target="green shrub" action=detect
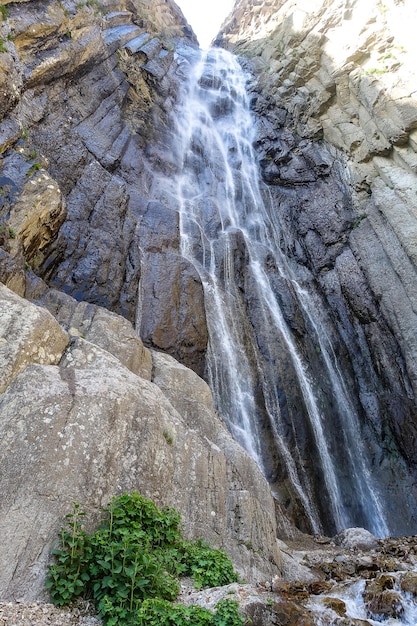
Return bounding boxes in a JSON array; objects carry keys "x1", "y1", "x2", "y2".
[
  {"x1": 46, "y1": 493, "x2": 243, "y2": 626},
  {"x1": 181, "y1": 539, "x2": 239, "y2": 589},
  {"x1": 214, "y1": 599, "x2": 246, "y2": 625},
  {"x1": 46, "y1": 503, "x2": 91, "y2": 605},
  {"x1": 136, "y1": 598, "x2": 244, "y2": 626}
]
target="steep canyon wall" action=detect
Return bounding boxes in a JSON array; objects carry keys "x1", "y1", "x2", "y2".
[
  {"x1": 0, "y1": 0, "x2": 208, "y2": 375},
  {"x1": 0, "y1": 0, "x2": 284, "y2": 601},
  {"x1": 1, "y1": 0, "x2": 417, "y2": 601},
  {"x1": 215, "y1": 0, "x2": 417, "y2": 532}
]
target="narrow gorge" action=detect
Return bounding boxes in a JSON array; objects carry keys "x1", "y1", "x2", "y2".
[{"x1": 1, "y1": 0, "x2": 417, "y2": 623}]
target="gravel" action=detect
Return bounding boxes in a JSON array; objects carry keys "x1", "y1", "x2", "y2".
[{"x1": 0, "y1": 602, "x2": 101, "y2": 626}]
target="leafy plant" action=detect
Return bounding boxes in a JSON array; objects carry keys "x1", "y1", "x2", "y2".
[
  {"x1": 0, "y1": 5, "x2": 7, "y2": 21},
  {"x1": 136, "y1": 598, "x2": 244, "y2": 626},
  {"x1": 0, "y1": 38, "x2": 7, "y2": 53},
  {"x1": 8, "y1": 226, "x2": 16, "y2": 239},
  {"x1": 181, "y1": 539, "x2": 239, "y2": 589},
  {"x1": 47, "y1": 493, "x2": 243, "y2": 626},
  {"x1": 46, "y1": 503, "x2": 91, "y2": 605},
  {"x1": 214, "y1": 599, "x2": 246, "y2": 626}
]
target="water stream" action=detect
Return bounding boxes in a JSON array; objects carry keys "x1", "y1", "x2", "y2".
[
  {"x1": 308, "y1": 577, "x2": 417, "y2": 625},
  {"x1": 173, "y1": 47, "x2": 389, "y2": 536}
]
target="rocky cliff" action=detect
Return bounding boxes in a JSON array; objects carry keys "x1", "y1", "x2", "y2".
[
  {"x1": 0, "y1": 0, "x2": 207, "y2": 375},
  {"x1": 2, "y1": 0, "x2": 417, "y2": 608},
  {"x1": 0, "y1": 0, "x2": 284, "y2": 602},
  {"x1": 215, "y1": 0, "x2": 417, "y2": 533}
]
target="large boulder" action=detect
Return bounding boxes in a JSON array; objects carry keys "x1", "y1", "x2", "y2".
[
  {"x1": 0, "y1": 283, "x2": 69, "y2": 392},
  {"x1": 334, "y1": 528, "x2": 379, "y2": 551},
  {"x1": 0, "y1": 287, "x2": 281, "y2": 601},
  {"x1": 36, "y1": 288, "x2": 153, "y2": 380}
]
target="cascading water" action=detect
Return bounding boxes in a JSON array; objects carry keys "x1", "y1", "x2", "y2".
[
  {"x1": 308, "y1": 577, "x2": 417, "y2": 625},
  {"x1": 173, "y1": 46, "x2": 389, "y2": 536}
]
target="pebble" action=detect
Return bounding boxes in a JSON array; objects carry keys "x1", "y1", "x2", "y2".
[{"x1": 0, "y1": 602, "x2": 101, "y2": 626}]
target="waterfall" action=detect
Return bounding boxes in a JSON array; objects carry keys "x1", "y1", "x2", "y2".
[{"x1": 173, "y1": 47, "x2": 389, "y2": 536}]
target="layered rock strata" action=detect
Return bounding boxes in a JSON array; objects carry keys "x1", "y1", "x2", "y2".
[
  {"x1": 215, "y1": 0, "x2": 417, "y2": 531},
  {"x1": 2, "y1": 0, "x2": 417, "y2": 592},
  {"x1": 0, "y1": 0, "x2": 207, "y2": 374}
]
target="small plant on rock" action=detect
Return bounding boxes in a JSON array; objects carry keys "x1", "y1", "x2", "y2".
[
  {"x1": 26, "y1": 162, "x2": 42, "y2": 177},
  {"x1": 163, "y1": 430, "x2": 174, "y2": 445}
]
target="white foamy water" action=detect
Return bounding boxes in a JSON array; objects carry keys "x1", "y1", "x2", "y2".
[
  {"x1": 171, "y1": 46, "x2": 389, "y2": 536},
  {"x1": 308, "y1": 577, "x2": 417, "y2": 625}
]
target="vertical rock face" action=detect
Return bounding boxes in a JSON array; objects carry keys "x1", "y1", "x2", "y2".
[
  {"x1": 2, "y1": 0, "x2": 417, "y2": 571},
  {"x1": 215, "y1": 0, "x2": 417, "y2": 532},
  {"x1": 0, "y1": 0, "x2": 284, "y2": 603},
  {"x1": 0, "y1": 0, "x2": 207, "y2": 374}
]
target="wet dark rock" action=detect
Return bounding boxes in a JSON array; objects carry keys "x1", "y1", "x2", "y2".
[
  {"x1": 399, "y1": 571, "x2": 417, "y2": 596},
  {"x1": 308, "y1": 581, "x2": 333, "y2": 595},
  {"x1": 264, "y1": 600, "x2": 314, "y2": 626},
  {"x1": 364, "y1": 589, "x2": 404, "y2": 620},
  {"x1": 322, "y1": 596, "x2": 347, "y2": 616},
  {"x1": 271, "y1": 580, "x2": 310, "y2": 600},
  {"x1": 217, "y1": 0, "x2": 417, "y2": 537},
  {"x1": 139, "y1": 253, "x2": 208, "y2": 377},
  {"x1": 0, "y1": 248, "x2": 26, "y2": 297}
]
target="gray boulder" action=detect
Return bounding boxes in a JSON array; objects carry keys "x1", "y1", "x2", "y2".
[
  {"x1": 335, "y1": 527, "x2": 379, "y2": 551},
  {"x1": 0, "y1": 287, "x2": 281, "y2": 601},
  {"x1": 0, "y1": 283, "x2": 69, "y2": 393}
]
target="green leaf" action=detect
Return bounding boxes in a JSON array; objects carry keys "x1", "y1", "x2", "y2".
[
  {"x1": 101, "y1": 575, "x2": 116, "y2": 588},
  {"x1": 123, "y1": 566, "x2": 136, "y2": 579}
]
